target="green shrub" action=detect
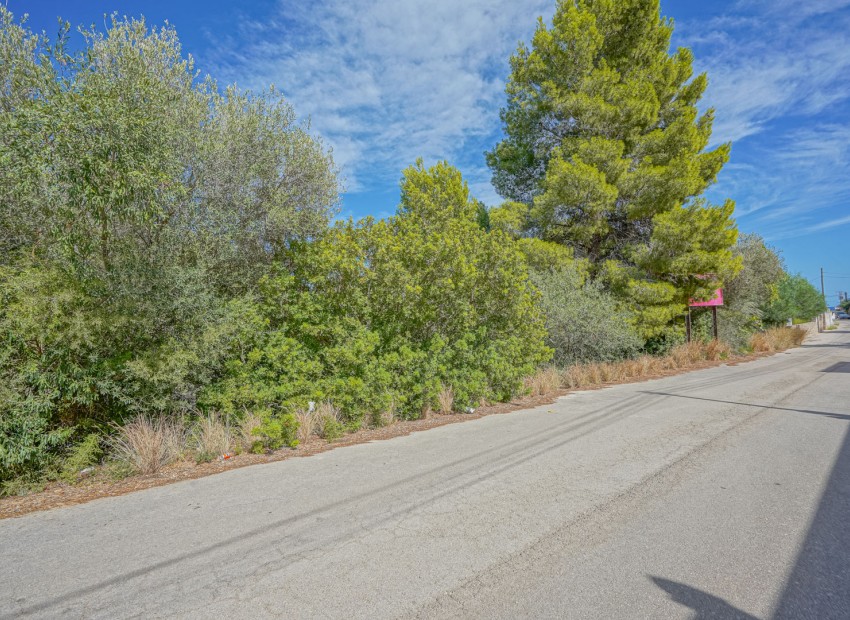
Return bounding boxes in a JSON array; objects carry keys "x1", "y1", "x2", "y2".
[
  {"x1": 0, "y1": 409, "x2": 72, "y2": 493},
  {"x1": 59, "y1": 434, "x2": 104, "y2": 482},
  {"x1": 530, "y1": 266, "x2": 642, "y2": 365},
  {"x1": 278, "y1": 160, "x2": 552, "y2": 417},
  {"x1": 320, "y1": 418, "x2": 345, "y2": 442},
  {"x1": 763, "y1": 274, "x2": 826, "y2": 325},
  {"x1": 251, "y1": 412, "x2": 299, "y2": 453}
]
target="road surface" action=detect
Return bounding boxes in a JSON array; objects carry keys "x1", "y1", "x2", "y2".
[{"x1": 2, "y1": 325, "x2": 849, "y2": 619}]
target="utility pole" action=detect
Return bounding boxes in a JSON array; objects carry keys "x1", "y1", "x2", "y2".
[{"x1": 821, "y1": 267, "x2": 827, "y2": 306}]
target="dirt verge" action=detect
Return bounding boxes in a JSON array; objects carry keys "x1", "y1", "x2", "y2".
[{"x1": 0, "y1": 350, "x2": 781, "y2": 520}]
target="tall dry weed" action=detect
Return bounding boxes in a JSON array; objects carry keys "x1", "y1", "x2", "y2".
[
  {"x1": 750, "y1": 326, "x2": 806, "y2": 352},
  {"x1": 525, "y1": 367, "x2": 561, "y2": 396},
  {"x1": 237, "y1": 413, "x2": 263, "y2": 454},
  {"x1": 109, "y1": 415, "x2": 186, "y2": 475},
  {"x1": 294, "y1": 407, "x2": 319, "y2": 444},
  {"x1": 437, "y1": 385, "x2": 455, "y2": 414},
  {"x1": 190, "y1": 413, "x2": 232, "y2": 462}
]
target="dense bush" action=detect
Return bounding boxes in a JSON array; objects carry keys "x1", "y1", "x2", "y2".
[
  {"x1": 0, "y1": 11, "x2": 339, "y2": 488},
  {"x1": 202, "y1": 161, "x2": 552, "y2": 424},
  {"x1": 531, "y1": 266, "x2": 642, "y2": 365},
  {"x1": 762, "y1": 274, "x2": 826, "y2": 325}
]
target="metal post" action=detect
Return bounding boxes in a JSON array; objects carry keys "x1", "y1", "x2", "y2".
[{"x1": 712, "y1": 306, "x2": 718, "y2": 340}]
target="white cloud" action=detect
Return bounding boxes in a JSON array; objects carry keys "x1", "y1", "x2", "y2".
[
  {"x1": 208, "y1": 0, "x2": 552, "y2": 204},
  {"x1": 717, "y1": 124, "x2": 850, "y2": 239},
  {"x1": 206, "y1": 0, "x2": 850, "y2": 235},
  {"x1": 678, "y1": 4, "x2": 850, "y2": 145},
  {"x1": 672, "y1": 1, "x2": 850, "y2": 244}
]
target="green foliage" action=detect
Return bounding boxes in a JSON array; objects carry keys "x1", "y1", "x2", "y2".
[
  {"x1": 489, "y1": 201, "x2": 529, "y2": 238},
  {"x1": 0, "y1": 8, "x2": 338, "y2": 484},
  {"x1": 320, "y1": 417, "x2": 346, "y2": 443},
  {"x1": 516, "y1": 238, "x2": 585, "y2": 274},
  {"x1": 531, "y1": 266, "x2": 642, "y2": 365},
  {"x1": 0, "y1": 405, "x2": 73, "y2": 490},
  {"x1": 692, "y1": 234, "x2": 785, "y2": 350},
  {"x1": 474, "y1": 199, "x2": 491, "y2": 231},
  {"x1": 260, "y1": 160, "x2": 552, "y2": 419},
  {"x1": 763, "y1": 274, "x2": 826, "y2": 324},
  {"x1": 487, "y1": 0, "x2": 740, "y2": 340},
  {"x1": 252, "y1": 413, "x2": 299, "y2": 452},
  {"x1": 59, "y1": 434, "x2": 103, "y2": 482}
]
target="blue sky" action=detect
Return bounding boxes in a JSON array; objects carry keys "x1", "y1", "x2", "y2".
[{"x1": 14, "y1": 0, "x2": 850, "y2": 303}]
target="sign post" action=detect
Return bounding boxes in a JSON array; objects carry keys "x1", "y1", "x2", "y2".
[
  {"x1": 689, "y1": 288, "x2": 724, "y2": 341},
  {"x1": 712, "y1": 306, "x2": 718, "y2": 340}
]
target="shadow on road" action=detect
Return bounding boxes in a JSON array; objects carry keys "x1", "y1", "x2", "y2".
[
  {"x1": 649, "y1": 576, "x2": 758, "y2": 619},
  {"x1": 649, "y1": 417, "x2": 850, "y2": 619},
  {"x1": 799, "y1": 330, "x2": 850, "y2": 349},
  {"x1": 771, "y1": 425, "x2": 850, "y2": 618},
  {"x1": 638, "y1": 391, "x2": 850, "y2": 421}
]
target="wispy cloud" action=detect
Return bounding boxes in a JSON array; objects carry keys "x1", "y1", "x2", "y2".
[
  {"x1": 206, "y1": 0, "x2": 849, "y2": 241},
  {"x1": 679, "y1": 1, "x2": 850, "y2": 241},
  {"x1": 712, "y1": 124, "x2": 850, "y2": 239},
  {"x1": 678, "y1": 3, "x2": 850, "y2": 144},
  {"x1": 797, "y1": 214, "x2": 850, "y2": 234},
  {"x1": 207, "y1": 0, "x2": 552, "y2": 206}
]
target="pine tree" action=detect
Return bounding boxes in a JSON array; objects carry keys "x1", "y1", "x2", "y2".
[{"x1": 487, "y1": 0, "x2": 740, "y2": 338}]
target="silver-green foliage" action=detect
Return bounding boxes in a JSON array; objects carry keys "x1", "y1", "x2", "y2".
[
  {"x1": 0, "y1": 9, "x2": 339, "y2": 483},
  {"x1": 531, "y1": 266, "x2": 642, "y2": 366}
]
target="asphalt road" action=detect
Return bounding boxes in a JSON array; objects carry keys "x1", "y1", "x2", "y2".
[{"x1": 2, "y1": 324, "x2": 849, "y2": 619}]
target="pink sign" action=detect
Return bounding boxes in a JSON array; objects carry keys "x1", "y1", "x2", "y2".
[{"x1": 689, "y1": 289, "x2": 723, "y2": 307}]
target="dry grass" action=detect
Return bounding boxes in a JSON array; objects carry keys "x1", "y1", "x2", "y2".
[
  {"x1": 109, "y1": 415, "x2": 186, "y2": 475},
  {"x1": 189, "y1": 413, "x2": 232, "y2": 462},
  {"x1": 236, "y1": 413, "x2": 263, "y2": 454},
  {"x1": 544, "y1": 337, "x2": 755, "y2": 393},
  {"x1": 313, "y1": 401, "x2": 343, "y2": 439},
  {"x1": 437, "y1": 384, "x2": 455, "y2": 414},
  {"x1": 704, "y1": 339, "x2": 732, "y2": 361},
  {"x1": 294, "y1": 407, "x2": 320, "y2": 444},
  {"x1": 525, "y1": 367, "x2": 562, "y2": 396},
  {"x1": 750, "y1": 326, "x2": 807, "y2": 353},
  {"x1": 670, "y1": 342, "x2": 701, "y2": 367}
]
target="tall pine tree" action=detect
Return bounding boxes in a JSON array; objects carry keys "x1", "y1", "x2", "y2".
[{"x1": 487, "y1": 0, "x2": 740, "y2": 338}]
